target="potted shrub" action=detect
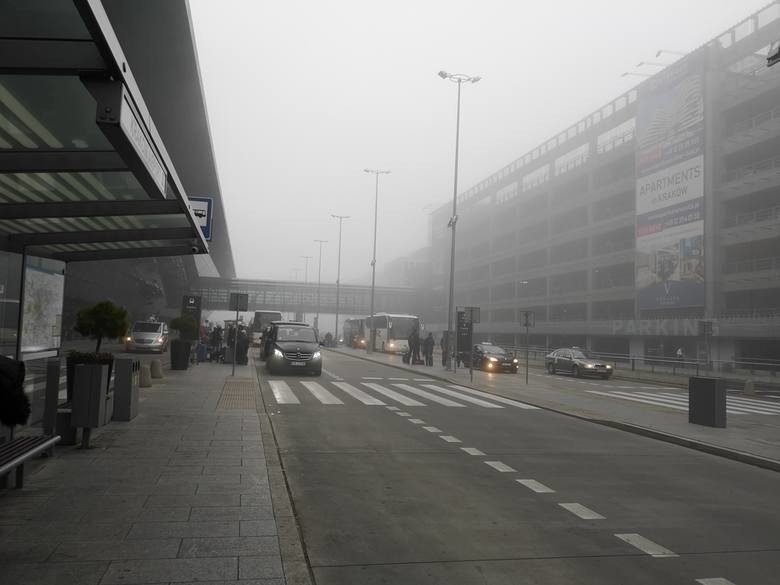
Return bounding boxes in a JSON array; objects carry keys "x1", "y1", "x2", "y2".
[
  {"x1": 169, "y1": 314, "x2": 199, "y2": 370},
  {"x1": 68, "y1": 301, "x2": 129, "y2": 400}
]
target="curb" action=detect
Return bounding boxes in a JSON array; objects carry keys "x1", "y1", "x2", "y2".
[{"x1": 328, "y1": 348, "x2": 780, "y2": 474}]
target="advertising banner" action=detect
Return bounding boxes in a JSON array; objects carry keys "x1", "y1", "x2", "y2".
[{"x1": 635, "y1": 58, "x2": 705, "y2": 310}]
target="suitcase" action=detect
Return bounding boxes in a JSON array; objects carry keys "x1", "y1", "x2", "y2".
[{"x1": 402, "y1": 352, "x2": 410, "y2": 364}]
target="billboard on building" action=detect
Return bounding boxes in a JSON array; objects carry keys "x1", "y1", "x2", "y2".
[{"x1": 635, "y1": 57, "x2": 705, "y2": 310}]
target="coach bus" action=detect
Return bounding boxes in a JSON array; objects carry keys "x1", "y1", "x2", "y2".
[
  {"x1": 364, "y1": 313, "x2": 422, "y2": 353},
  {"x1": 251, "y1": 310, "x2": 283, "y2": 347},
  {"x1": 343, "y1": 318, "x2": 366, "y2": 349}
]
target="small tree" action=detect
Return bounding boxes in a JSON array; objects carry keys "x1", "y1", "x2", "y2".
[
  {"x1": 170, "y1": 314, "x2": 199, "y2": 341},
  {"x1": 74, "y1": 301, "x2": 129, "y2": 352}
]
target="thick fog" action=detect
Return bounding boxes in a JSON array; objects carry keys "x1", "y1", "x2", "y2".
[{"x1": 188, "y1": 0, "x2": 766, "y2": 286}]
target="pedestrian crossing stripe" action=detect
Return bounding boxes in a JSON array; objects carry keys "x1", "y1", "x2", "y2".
[
  {"x1": 265, "y1": 379, "x2": 537, "y2": 409},
  {"x1": 587, "y1": 389, "x2": 780, "y2": 415}
]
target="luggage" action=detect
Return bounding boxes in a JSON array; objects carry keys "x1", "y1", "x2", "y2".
[
  {"x1": 413, "y1": 358, "x2": 425, "y2": 365},
  {"x1": 402, "y1": 352, "x2": 410, "y2": 364}
]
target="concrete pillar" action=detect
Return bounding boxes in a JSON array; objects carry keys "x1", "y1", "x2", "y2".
[
  {"x1": 139, "y1": 364, "x2": 152, "y2": 388},
  {"x1": 629, "y1": 336, "x2": 645, "y2": 369},
  {"x1": 150, "y1": 359, "x2": 163, "y2": 379}
]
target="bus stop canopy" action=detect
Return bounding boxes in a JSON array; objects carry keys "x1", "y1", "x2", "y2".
[{"x1": 0, "y1": 0, "x2": 208, "y2": 262}]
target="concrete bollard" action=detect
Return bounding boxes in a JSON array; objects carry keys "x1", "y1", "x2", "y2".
[
  {"x1": 744, "y1": 379, "x2": 755, "y2": 395},
  {"x1": 139, "y1": 364, "x2": 153, "y2": 388},
  {"x1": 150, "y1": 359, "x2": 163, "y2": 379}
]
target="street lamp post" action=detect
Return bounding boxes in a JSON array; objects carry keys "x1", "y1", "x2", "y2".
[
  {"x1": 314, "y1": 240, "x2": 327, "y2": 332},
  {"x1": 300, "y1": 255, "x2": 312, "y2": 322},
  {"x1": 438, "y1": 70, "x2": 480, "y2": 370},
  {"x1": 332, "y1": 214, "x2": 350, "y2": 345},
  {"x1": 364, "y1": 168, "x2": 390, "y2": 353}
]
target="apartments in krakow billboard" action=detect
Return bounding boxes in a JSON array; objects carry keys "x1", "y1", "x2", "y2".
[{"x1": 635, "y1": 58, "x2": 705, "y2": 310}]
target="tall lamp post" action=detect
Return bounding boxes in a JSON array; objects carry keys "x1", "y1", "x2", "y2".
[
  {"x1": 313, "y1": 239, "x2": 327, "y2": 332},
  {"x1": 364, "y1": 168, "x2": 390, "y2": 353},
  {"x1": 438, "y1": 70, "x2": 480, "y2": 370},
  {"x1": 331, "y1": 214, "x2": 350, "y2": 345},
  {"x1": 300, "y1": 255, "x2": 312, "y2": 322}
]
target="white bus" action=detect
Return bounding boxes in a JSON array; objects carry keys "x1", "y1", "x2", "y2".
[{"x1": 365, "y1": 313, "x2": 422, "y2": 353}]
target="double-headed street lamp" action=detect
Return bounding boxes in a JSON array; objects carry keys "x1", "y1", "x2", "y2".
[
  {"x1": 331, "y1": 214, "x2": 350, "y2": 345},
  {"x1": 313, "y1": 239, "x2": 327, "y2": 332},
  {"x1": 300, "y1": 255, "x2": 312, "y2": 322},
  {"x1": 364, "y1": 168, "x2": 390, "y2": 353},
  {"x1": 438, "y1": 70, "x2": 480, "y2": 370}
]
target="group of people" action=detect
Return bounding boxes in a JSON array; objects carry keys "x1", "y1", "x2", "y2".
[{"x1": 407, "y1": 329, "x2": 436, "y2": 366}]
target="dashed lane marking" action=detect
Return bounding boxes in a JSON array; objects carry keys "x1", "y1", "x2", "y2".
[
  {"x1": 516, "y1": 479, "x2": 555, "y2": 493},
  {"x1": 332, "y1": 382, "x2": 386, "y2": 405},
  {"x1": 362, "y1": 382, "x2": 425, "y2": 406},
  {"x1": 461, "y1": 447, "x2": 485, "y2": 456},
  {"x1": 388, "y1": 377, "x2": 409, "y2": 381},
  {"x1": 321, "y1": 368, "x2": 342, "y2": 380},
  {"x1": 385, "y1": 406, "x2": 400, "y2": 411},
  {"x1": 422, "y1": 426, "x2": 443, "y2": 433},
  {"x1": 615, "y1": 533, "x2": 678, "y2": 558},
  {"x1": 559, "y1": 502, "x2": 605, "y2": 520},
  {"x1": 696, "y1": 579, "x2": 737, "y2": 585},
  {"x1": 392, "y1": 383, "x2": 467, "y2": 407},
  {"x1": 485, "y1": 461, "x2": 517, "y2": 473},
  {"x1": 440, "y1": 435, "x2": 461, "y2": 443},
  {"x1": 362, "y1": 377, "x2": 383, "y2": 380},
  {"x1": 408, "y1": 419, "x2": 425, "y2": 424},
  {"x1": 268, "y1": 380, "x2": 300, "y2": 404},
  {"x1": 396, "y1": 412, "x2": 411, "y2": 417},
  {"x1": 300, "y1": 381, "x2": 343, "y2": 404}
]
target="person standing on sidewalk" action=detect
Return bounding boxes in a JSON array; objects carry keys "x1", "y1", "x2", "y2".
[
  {"x1": 440, "y1": 334, "x2": 448, "y2": 366},
  {"x1": 423, "y1": 332, "x2": 435, "y2": 366}
]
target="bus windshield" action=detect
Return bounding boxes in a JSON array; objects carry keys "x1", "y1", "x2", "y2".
[{"x1": 389, "y1": 316, "x2": 419, "y2": 340}]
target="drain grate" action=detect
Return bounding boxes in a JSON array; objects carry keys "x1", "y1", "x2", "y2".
[{"x1": 217, "y1": 378, "x2": 258, "y2": 410}]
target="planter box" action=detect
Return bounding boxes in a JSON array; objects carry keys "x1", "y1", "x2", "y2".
[
  {"x1": 71, "y1": 364, "x2": 108, "y2": 429},
  {"x1": 170, "y1": 340, "x2": 191, "y2": 370}
]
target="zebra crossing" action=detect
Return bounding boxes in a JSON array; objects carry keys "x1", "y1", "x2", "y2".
[
  {"x1": 587, "y1": 389, "x2": 780, "y2": 416},
  {"x1": 266, "y1": 379, "x2": 538, "y2": 410}
]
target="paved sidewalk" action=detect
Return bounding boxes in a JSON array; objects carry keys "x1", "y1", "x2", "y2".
[
  {"x1": 0, "y1": 359, "x2": 288, "y2": 585},
  {"x1": 333, "y1": 347, "x2": 780, "y2": 471}
]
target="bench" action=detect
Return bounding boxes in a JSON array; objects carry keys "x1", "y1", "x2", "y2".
[{"x1": 0, "y1": 435, "x2": 61, "y2": 489}]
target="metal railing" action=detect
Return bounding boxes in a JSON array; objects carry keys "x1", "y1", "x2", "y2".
[
  {"x1": 725, "y1": 155, "x2": 780, "y2": 183},
  {"x1": 723, "y1": 255, "x2": 780, "y2": 274},
  {"x1": 724, "y1": 205, "x2": 780, "y2": 228},
  {"x1": 729, "y1": 105, "x2": 780, "y2": 135}
]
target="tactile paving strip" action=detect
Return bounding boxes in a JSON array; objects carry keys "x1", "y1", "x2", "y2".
[{"x1": 216, "y1": 378, "x2": 258, "y2": 410}]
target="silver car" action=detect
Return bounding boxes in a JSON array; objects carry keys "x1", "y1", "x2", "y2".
[{"x1": 125, "y1": 321, "x2": 169, "y2": 353}]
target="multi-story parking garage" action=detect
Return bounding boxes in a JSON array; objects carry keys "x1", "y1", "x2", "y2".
[{"x1": 425, "y1": 3, "x2": 780, "y2": 367}]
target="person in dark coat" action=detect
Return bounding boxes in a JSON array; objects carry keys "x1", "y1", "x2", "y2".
[
  {"x1": 422, "y1": 332, "x2": 435, "y2": 366},
  {"x1": 408, "y1": 328, "x2": 420, "y2": 365},
  {"x1": 440, "y1": 334, "x2": 449, "y2": 366}
]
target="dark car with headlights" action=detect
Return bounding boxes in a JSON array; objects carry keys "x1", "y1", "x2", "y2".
[
  {"x1": 545, "y1": 347, "x2": 613, "y2": 379},
  {"x1": 469, "y1": 343, "x2": 519, "y2": 373},
  {"x1": 264, "y1": 322, "x2": 322, "y2": 376}
]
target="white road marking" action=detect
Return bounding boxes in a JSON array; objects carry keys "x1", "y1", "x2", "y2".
[
  {"x1": 413, "y1": 378, "x2": 434, "y2": 382},
  {"x1": 396, "y1": 412, "x2": 411, "y2": 417},
  {"x1": 385, "y1": 406, "x2": 400, "y2": 411},
  {"x1": 516, "y1": 479, "x2": 555, "y2": 493},
  {"x1": 447, "y1": 384, "x2": 539, "y2": 409},
  {"x1": 559, "y1": 502, "x2": 605, "y2": 520},
  {"x1": 696, "y1": 579, "x2": 737, "y2": 585},
  {"x1": 422, "y1": 426, "x2": 442, "y2": 433},
  {"x1": 300, "y1": 381, "x2": 343, "y2": 404},
  {"x1": 332, "y1": 382, "x2": 386, "y2": 405},
  {"x1": 419, "y1": 385, "x2": 502, "y2": 408},
  {"x1": 321, "y1": 368, "x2": 342, "y2": 380},
  {"x1": 408, "y1": 419, "x2": 425, "y2": 424},
  {"x1": 440, "y1": 435, "x2": 461, "y2": 443},
  {"x1": 615, "y1": 533, "x2": 678, "y2": 558},
  {"x1": 587, "y1": 390, "x2": 689, "y2": 412},
  {"x1": 362, "y1": 377, "x2": 383, "y2": 380},
  {"x1": 362, "y1": 383, "x2": 425, "y2": 406},
  {"x1": 485, "y1": 461, "x2": 516, "y2": 473},
  {"x1": 388, "y1": 377, "x2": 408, "y2": 381},
  {"x1": 268, "y1": 380, "x2": 300, "y2": 404},
  {"x1": 392, "y1": 383, "x2": 466, "y2": 407},
  {"x1": 461, "y1": 447, "x2": 485, "y2": 456}
]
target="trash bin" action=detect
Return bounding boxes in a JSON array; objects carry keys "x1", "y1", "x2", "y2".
[
  {"x1": 113, "y1": 358, "x2": 140, "y2": 421},
  {"x1": 688, "y1": 377, "x2": 726, "y2": 428}
]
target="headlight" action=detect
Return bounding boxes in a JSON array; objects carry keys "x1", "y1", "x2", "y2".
[
  {"x1": 489, "y1": 357, "x2": 498, "y2": 362},
  {"x1": 388, "y1": 342, "x2": 395, "y2": 348},
  {"x1": 486, "y1": 362, "x2": 493, "y2": 368},
  {"x1": 126, "y1": 336, "x2": 132, "y2": 342},
  {"x1": 585, "y1": 363, "x2": 594, "y2": 368},
  {"x1": 606, "y1": 365, "x2": 613, "y2": 369},
  {"x1": 512, "y1": 358, "x2": 519, "y2": 363},
  {"x1": 273, "y1": 348, "x2": 284, "y2": 359},
  {"x1": 313, "y1": 351, "x2": 322, "y2": 359},
  {"x1": 360, "y1": 339, "x2": 366, "y2": 345}
]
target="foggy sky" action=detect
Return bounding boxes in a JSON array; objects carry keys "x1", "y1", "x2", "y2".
[{"x1": 188, "y1": 0, "x2": 769, "y2": 285}]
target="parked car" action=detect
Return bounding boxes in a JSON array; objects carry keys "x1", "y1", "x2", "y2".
[
  {"x1": 264, "y1": 321, "x2": 322, "y2": 376},
  {"x1": 125, "y1": 320, "x2": 169, "y2": 353},
  {"x1": 545, "y1": 347, "x2": 613, "y2": 379},
  {"x1": 466, "y1": 342, "x2": 519, "y2": 373}
]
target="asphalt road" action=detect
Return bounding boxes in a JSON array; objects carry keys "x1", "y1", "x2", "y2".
[{"x1": 258, "y1": 350, "x2": 780, "y2": 585}]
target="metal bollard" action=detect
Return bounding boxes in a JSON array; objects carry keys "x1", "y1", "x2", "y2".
[
  {"x1": 139, "y1": 364, "x2": 153, "y2": 387},
  {"x1": 150, "y1": 359, "x2": 163, "y2": 379}
]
